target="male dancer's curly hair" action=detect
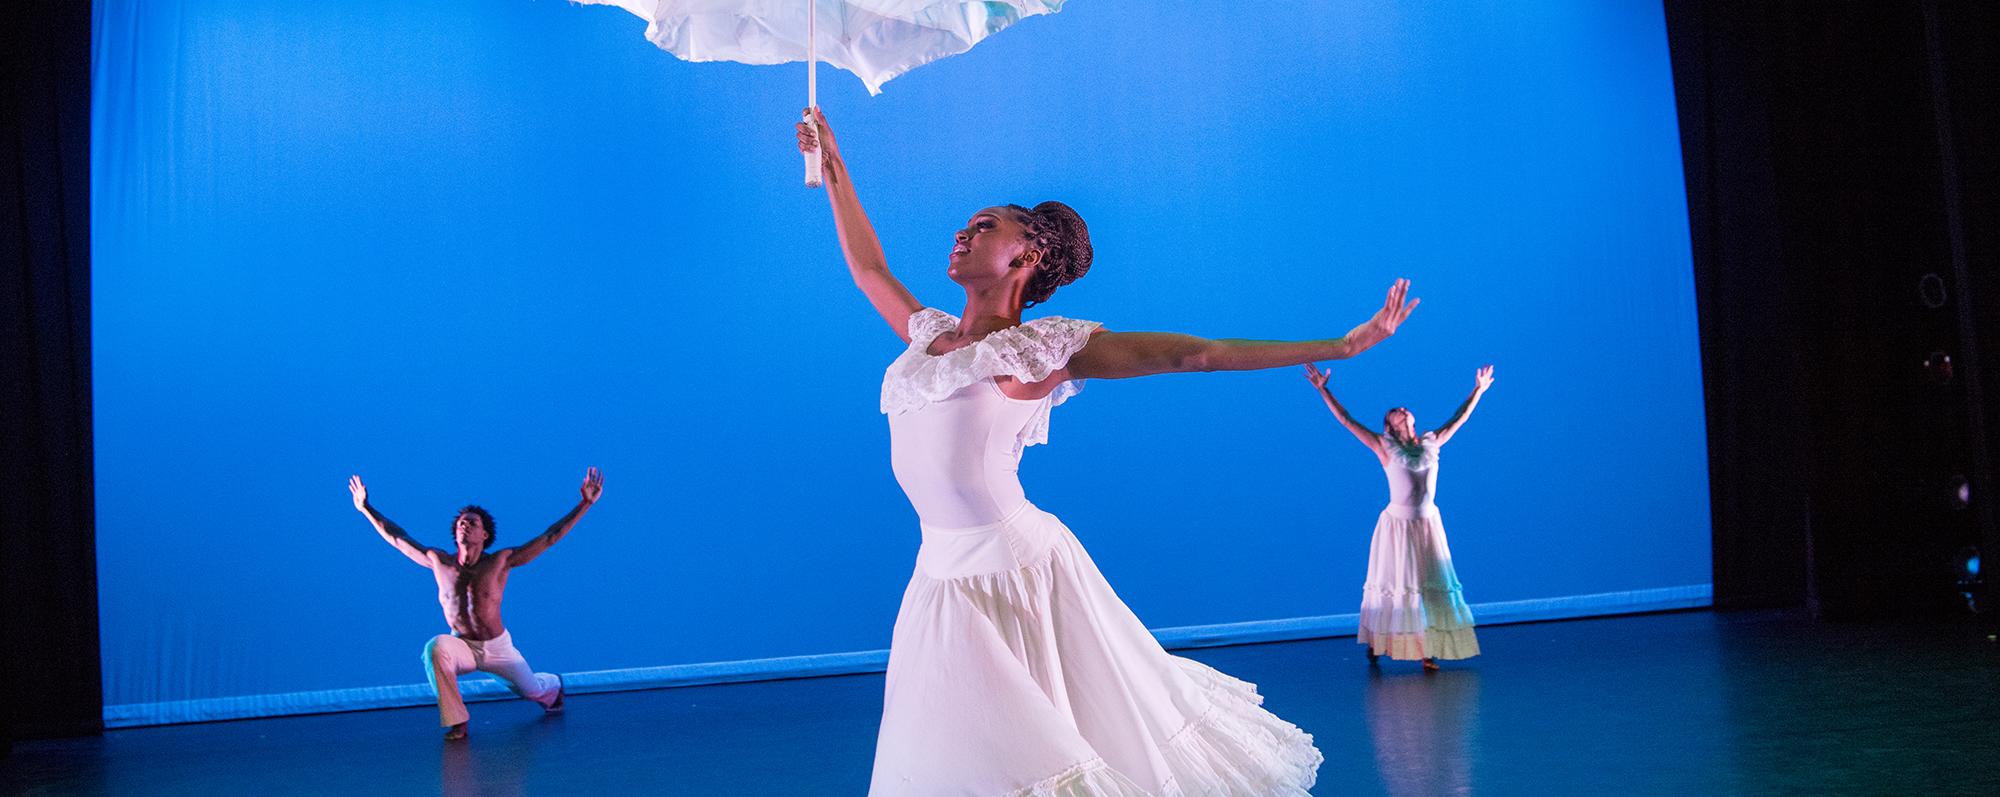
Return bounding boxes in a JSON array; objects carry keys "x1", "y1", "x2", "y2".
[
  {"x1": 1006, "y1": 201, "x2": 1092, "y2": 307},
  {"x1": 454, "y1": 505, "x2": 497, "y2": 551}
]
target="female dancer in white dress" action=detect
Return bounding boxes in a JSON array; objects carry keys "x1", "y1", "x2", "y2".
[
  {"x1": 1302, "y1": 363, "x2": 1494, "y2": 671},
  {"x1": 799, "y1": 109, "x2": 1419, "y2": 796}
]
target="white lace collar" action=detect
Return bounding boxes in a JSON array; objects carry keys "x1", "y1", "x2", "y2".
[{"x1": 881, "y1": 308, "x2": 1103, "y2": 446}]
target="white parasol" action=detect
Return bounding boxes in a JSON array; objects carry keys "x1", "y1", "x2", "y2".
[{"x1": 577, "y1": 0, "x2": 1069, "y2": 185}]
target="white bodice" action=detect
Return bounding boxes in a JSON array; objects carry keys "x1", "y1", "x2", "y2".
[
  {"x1": 882, "y1": 308, "x2": 1101, "y2": 529},
  {"x1": 1381, "y1": 432, "x2": 1441, "y2": 509}
]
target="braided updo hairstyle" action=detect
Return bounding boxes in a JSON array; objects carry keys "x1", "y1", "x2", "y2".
[{"x1": 1006, "y1": 201, "x2": 1092, "y2": 307}]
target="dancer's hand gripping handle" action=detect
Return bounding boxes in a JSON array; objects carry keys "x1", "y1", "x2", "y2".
[{"x1": 803, "y1": 109, "x2": 823, "y2": 188}]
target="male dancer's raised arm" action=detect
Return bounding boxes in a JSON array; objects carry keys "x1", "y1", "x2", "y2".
[
  {"x1": 349, "y1": 475, "x2": 436, "y2": 566},
  {"x1": 506, "y1": 467, "x2": 604, "y2": 568}
]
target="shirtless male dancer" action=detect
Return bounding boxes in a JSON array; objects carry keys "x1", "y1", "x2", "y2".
[{"x1": 347, "y1": 468, "x2": 603, "y2": 739}]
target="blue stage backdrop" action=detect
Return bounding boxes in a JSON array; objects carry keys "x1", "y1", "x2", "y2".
[{"x1": 93, "y1": 0, "x2": 1709, "y2": 723}]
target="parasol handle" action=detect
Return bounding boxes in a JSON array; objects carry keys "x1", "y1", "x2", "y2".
[
  {"x1": 804, "y1": 0, "x2": 821, "y2": 187},
  {"x1": 804, "y1": 110, "x2": 822, "y2": 188}
]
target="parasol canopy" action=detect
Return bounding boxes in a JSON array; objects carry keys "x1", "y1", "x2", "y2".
[{"x1": 577, "y1": 0, "x2": 1067, "y2": 96}]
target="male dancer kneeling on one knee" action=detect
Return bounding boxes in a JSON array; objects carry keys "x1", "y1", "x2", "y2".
[{"x1": 347, "y1": 468, "x2": 603, "y2": 740}]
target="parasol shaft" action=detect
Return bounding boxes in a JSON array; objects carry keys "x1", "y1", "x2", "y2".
[
  {"x1": 808, "y1": 0, "x2": 817, "y2": 107},
  {"x1": 803, "y1": 0, "x2": 822, "y2": 187}
]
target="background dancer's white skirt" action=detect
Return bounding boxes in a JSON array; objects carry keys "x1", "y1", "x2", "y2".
[
  {"x1": 1357, "y1": 504, "x2": 1481, "y2": 661},
  {"x1": 869, "y1": 504, "x2": 1323, "y2": 796}
]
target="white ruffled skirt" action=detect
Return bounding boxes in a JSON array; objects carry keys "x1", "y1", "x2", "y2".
[
  {"x1": 1357, "y1": 504, "x2": 1480, "y2": 661},
  {"x1": 869, "y1": 503, "x2": 1323, "y2": 796}
]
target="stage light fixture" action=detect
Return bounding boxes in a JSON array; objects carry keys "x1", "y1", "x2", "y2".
[
  {"x1": 1955, "y1": 546, "x2": 1983, "y2": 613},
  {"x1": 1924, "y1": 352, "x2": 1954, "y2": 385}
]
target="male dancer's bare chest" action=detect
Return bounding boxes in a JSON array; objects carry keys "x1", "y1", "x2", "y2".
[{"x1": 431, "y1": 561, "x2": 511, "y2": 616}]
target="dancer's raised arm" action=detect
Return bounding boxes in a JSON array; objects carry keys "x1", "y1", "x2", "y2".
[
  {"x1": 1432, "y1": 365, "x2": 1495, "y2": 445},
  {"x1": 349, "y1": 475, "x2": 436, "y2": 567},
  {"x1": 1066, "y1": 279, "x2": 1419, "y2": 380},
  {"x1": 799, "y1": 108, "x2": 923, "y2": 340},
  {"x1": 507, "y1": 467, "x2": 603, "y2": 567},
  {"x1": 1301, "y1": 363, "x2": 1383, "y2": 453}
]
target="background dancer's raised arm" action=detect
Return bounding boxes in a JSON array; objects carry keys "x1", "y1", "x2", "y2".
[
  {"x1": 506, "y1": 467, "x2": 604, "y2": 568},
  {"x1": 1302, "y1": 362, "x2": 1386, "y2": 456},
  {"x1": 350, "y1": 475, "x2": 438, "y2": 567},
  {"x1": 1433, "y1": 366, "x2": 1496, "y2": 445}
]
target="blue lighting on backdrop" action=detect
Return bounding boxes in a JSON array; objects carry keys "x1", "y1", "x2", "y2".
[{"x1": 93, "y1": 0, "x2": 1708, "y2": 719}]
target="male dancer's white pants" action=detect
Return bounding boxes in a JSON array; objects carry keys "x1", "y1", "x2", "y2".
[{"x1": 422, "y1": 630, "x2": 561, "y2": 727}]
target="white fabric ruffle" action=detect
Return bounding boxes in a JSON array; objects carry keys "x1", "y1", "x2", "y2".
[
  {"x1": 1002, "y1": 662, "x2": 1324, "y2": 797},
  {"x1": 1149, "y1": 660, "x2": 1324, "y2": 796},
  {"x1": 1357, "y1": 507, "x2": 1480, "y2": 661},
  {"x1": 1008, "y1": 759, "x2": 1150, "y2": 797},
  {"x1": 881, "y1": 308, "x2": 1102, "y2": 446}
]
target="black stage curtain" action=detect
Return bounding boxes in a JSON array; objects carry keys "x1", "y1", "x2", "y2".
[
  {"x1": 1665, "y1": 0, "x2": 1999, "y2": 619},
  {"x1": 3, "y1": 0, "x2": 102, "y2": 743},
  {"x1": 1664, "y1": 0, "x2": 1814, "y2": 610}
]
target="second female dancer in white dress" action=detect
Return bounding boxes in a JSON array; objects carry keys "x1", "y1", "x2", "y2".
[
  {"x1": 800, "y1": 109, "x2": 1419, "y2": 796},
  {"x1": 1302, "y1": 363, "x2": 1493, "y2": 671}
]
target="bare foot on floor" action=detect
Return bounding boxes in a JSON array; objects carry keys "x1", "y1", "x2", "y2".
[
  {"x1": 545, "y1": 675, "x2": 565, "y2": 714},
  {"x1": 444, "y1": 723, "x2": 468, "y2": 740}
]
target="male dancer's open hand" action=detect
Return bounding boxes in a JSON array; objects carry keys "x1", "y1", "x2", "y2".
[
  {"x1": 579, "y1": 467, "x2": 604, "y2": 505},
  {"x1": 349, "y1": 475, "x2": 370, "y2": 512}
]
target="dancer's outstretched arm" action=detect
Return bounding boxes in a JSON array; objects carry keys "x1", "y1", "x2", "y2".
[
  {"x1": 799, "y1": 108, "x2": 923, "y2": 341},
  {"x1": 1302, "y1": 363, "x2": 1382, "y2": 450},
  {"x1": 508, "y1": 467, "x2": 603, "y2": 567},
  {"x1": 349, "y1": 475, "x2": 435, "y2": 567},
  {"x1": 1066, "y1": 280, "x2": 1419, "y2": 380},
  {"x1": 1432, "y1": 366, "x2": 1495, "y2": 445}
]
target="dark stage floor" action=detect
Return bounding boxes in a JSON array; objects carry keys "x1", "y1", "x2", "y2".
[{"x1": 5, "y1": 610, "x2": 1997, "y2": 796}]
